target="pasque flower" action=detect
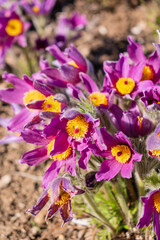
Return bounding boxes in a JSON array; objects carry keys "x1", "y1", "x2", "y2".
[
  {"x1": 104, "y1": 54, "x2": 154, "y2": 99},
  {"x1": 27, "y1": 177, "x2": 84, "y2": 225},
  {"x1": 109, "y1": 101, "x2": 154, "y2": 138},
  {"x1": 140, "y1": 85, "x2": 160, "y2": 111},
  {"x1": 146, "y1": 123, "x2": 160, "y2": 158},
  {"x1": 41, "y1": 44, "x2": 88, "y2": 87},
  {"x1": 20, "y1": 127, "x2": 78, "y2": 188},
  {"x1": 0, "y1": 4, "x2": 30, "y2": 66},
  {"x1": 94, "y1": 127, "x2": 142, "y2": 181},
  {"x1": 20, "y1": 0, "x2": 56, "y2": 16},
  {"x1": 137, "y1": 189, "x2": 160, "y2": 239},
  {"x1": 0, "y1": 73, "x2": 63, "y2": 131},
  {"x1": 127, "y1": 36, "x2": 160, "y2": 83}
]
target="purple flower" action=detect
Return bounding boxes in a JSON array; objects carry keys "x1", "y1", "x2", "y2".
[
  {"x1": 20, "y1": 0, "x2": 56, "y2": 16},
  {"x1": 79, "y1": 73, "x2": 114, "y2": 109},
  {"x1": 0, "y1": 73, "x2": 62, "y2": 131},
  {"x1": 19, "y1": 127, "x2": 78, "y2": 188},
  {"x1": 95, "y1": 128, "x2": 142, "y2": 181},
  {"x1": 127, "y1": 36, "x2": 160, "y2": 84},
  {"x1": 140, "y1": 86, "x2": 160, "y2": 111},
  {"x1": 0, "y1": 5, "x2": 30, "y2": 66},
  {"x1": 109, "y1": 101, "x2": 154, "y2": 138},
  {"x1": 146, "y1": 123, "x2": 160, "y2": 159},
  {"x1": 137, "y1": 189, "x2": 160, "y2": 240},
  {"x1": 27, "y1": 177, "x2": 84, "y2": 225},
  {"x1": 41, "y1": 44, "x2": 88, "y2": 87},
  {"x1": 104, "y1": 54, "x2": 154, "y2": 99},
  {"x1": 54, "y1": 11, "x2": 87, "y2": 49}
]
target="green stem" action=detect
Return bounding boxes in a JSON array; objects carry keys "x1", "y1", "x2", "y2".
[
  {"x1": 111, "y1": 180, "x2": 130, "y2": 225},
  {"x1": 134, "y1": 170, "x2": 145, "y2": 222},
  {"x1": 83, "y1": 192, "x2": 116, "y2": 234},
  {"x1": 22, "y1": 47, "x2": 34, "y2": 75}
]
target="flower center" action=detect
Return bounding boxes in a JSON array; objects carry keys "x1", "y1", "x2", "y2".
[
  {"x1": 88, "y1": 92, "x2": 108, "y2": 106},
  {"x1": 149, "y1": 150, "x2": 160, "y2": 157},
  {"x1": 116, "y1": 78, "x2": 135, "y2": 95},
  {"x1": 137, "y1": 116, "x2": 143, "y2": 131},
  {"x1": 66, "y1": 115, "x2": 89, "y2": 139},
  {"x1": 32, "y1": 5, "x2": 40, "y2": 13},
  {"x1": 47, "y1": 139, "x2": 72, "y2": 161},
  {"x1": 111, "y1": 144, "x2": 131, "y2": 163},
  {"x1": 153, "y1": 191, "x2": 160, "y2": 213},
  {"x1": 41, "y1": 95, "x2": 61, "y2": 113},
  {"x1": 23, "y1": 90, "x2": 46, "y2": 105},
  {"x1": 68, "y1": 60, "x2": 79, "y2": 68},
  {"x1": 55, "y1": 186, "x2": 71, "y2": 205},
  {"x1": 141, "y1": 65, "x2": 154, "y2": 81},
  {"x1": 5, "y1": 19, "x2": 23, "y2": 36}
]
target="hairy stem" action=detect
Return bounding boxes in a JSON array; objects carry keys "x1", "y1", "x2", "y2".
[{"x1": 83, "y1": 192, "x2": 116, "y2": 234}]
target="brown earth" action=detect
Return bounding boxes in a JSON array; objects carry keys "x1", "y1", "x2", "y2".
[{"x1": 0, "y1": 0, "x2": 159, "y2": 239}]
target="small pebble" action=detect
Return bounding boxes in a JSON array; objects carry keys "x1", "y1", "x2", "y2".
[{"x1": 0, "y1": 175, "x2": 11, "y2": 189}]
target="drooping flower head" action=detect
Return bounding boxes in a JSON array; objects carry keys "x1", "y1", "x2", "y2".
[
  {"x1": 27, "y1": 177, "x2": 84, "y2": 225},
  {"x1": 109, "y1": 101, "x2": 154, "y2": 138},
  {"x1": 137, "y1": 188, "x2": 160, "y2": 240},
  {"x1": 94, "y1": 128, "x2": 142, "y2": 181},
  {"x1": 41, "y1": 44, "x2": 88, "y2": 87}
]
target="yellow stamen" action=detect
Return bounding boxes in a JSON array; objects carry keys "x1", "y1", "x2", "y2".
[
  {"x1": 141, "y1": 65, "x2": 154, "y2": 81},
  {"x1": 47, "y1": 189, "x2": 51, "y2": 198},
  {"x1": 137, "y1": 116, "x2": 143, "y2": 131},
  {"x1": 5, "y1": 19, "x2": 23, "y2": 36},
  {"x1": 47, "y1": 139, "x2": 72, "y2": 161},
  {"x1": 32, "y1": 5, "x2": 40, "y2": 13},
  {"x1": 68, "y1": 60, "x2": 79, "y2": 68},
  {"x1": 116, "y1": 78, "x2": 135, "y2": 95},
  {"x1": 153, "y1": 191, "x2": 160, "y2": 213},
  {"x1": 66, "y1": 115, "x2": 89, "y2": 139},
  {"x1": 41, "y1": 95, "x2": 61, "y2": 113},
  {"x1": 88, "y1": 92, "x2": 108, "y2": 106},
  {"x1": 23, "y1": 90, "x2": 46, "y2": 105},
  {"x1": 111, "y1": 144, "x2": 131, "y2": 163},
  {"x1": 55, "y1": 186, "x2": 71, "y2": 205},
  {"x1": 150, "y1": 150, "x2": 160, "y2": 157}
]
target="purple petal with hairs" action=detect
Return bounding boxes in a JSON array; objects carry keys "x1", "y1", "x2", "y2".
[{"x1": 20, "y1": 146, "x2": 48, "y2": 166}]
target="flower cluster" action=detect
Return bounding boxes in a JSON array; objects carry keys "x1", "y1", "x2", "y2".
[{"x1": 1, "y1": 3, "x2": 160, "y2": 237}]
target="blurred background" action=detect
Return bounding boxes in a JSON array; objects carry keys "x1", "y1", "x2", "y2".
[{"x1": 0, "y1": 0, "x2": 160, "y2": 239}]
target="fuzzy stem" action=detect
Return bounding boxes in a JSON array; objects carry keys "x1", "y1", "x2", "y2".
[
  {"x1": 111, "y1": 180, "x2": 131, "y2": 225},
  {"x1": 134, "y1": 170, "x2": 145, "y2": 222},
  {"x1": 22, "y1": 47, "x2": 34, "y2": 75},
  {"x1": 83, "y1": 192, "x2": 116, "y2": 234}
]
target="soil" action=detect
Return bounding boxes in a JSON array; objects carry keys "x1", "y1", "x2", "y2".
[{"x1": 0, "y1": 0, "x2": 159, "y2": 239}]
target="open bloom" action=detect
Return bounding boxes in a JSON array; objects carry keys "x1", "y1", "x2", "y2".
[
  {"x1": 27, "y1": 177, "x2": 84, "y2": 225},
  {"x1": 127, "y1": 36, "x2": 160, "y2": 84},
  {"x1": 137, "y1": 189, "x2": 160, "y2": 239},
  {"x1": 20, "y1": 0, "x2": 56, "y2": 16},
  {"x1": 79, "y1": 73, "x2": 114, "y2": 109},
  {"x1": 0, "y1": 73, "x2": 63, "y2": 131},
  {"x1": 104, "y1": 54, "x2": 154, "y2": 99},
  {"x1": 20, "y1": 127, "x2": 78, "y2": 188},
  {"x1": 0, "y1": 4, "x2": 30, "y2": 66},
  {"x1": 94, "y1": 127, "x2": 142, "y2": 181}
]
